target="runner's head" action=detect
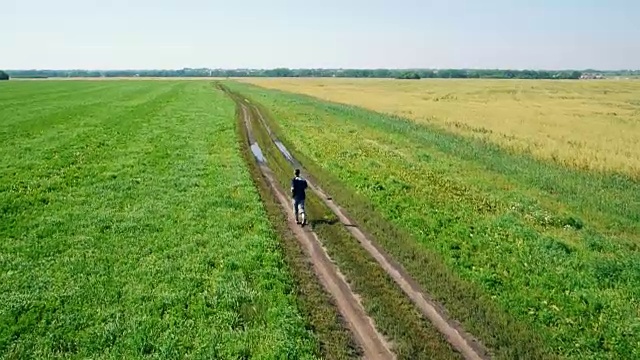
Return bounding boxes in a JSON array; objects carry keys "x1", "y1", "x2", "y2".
[{"x1": 295, "y1": 169, "x2": 300, "y2": 177}]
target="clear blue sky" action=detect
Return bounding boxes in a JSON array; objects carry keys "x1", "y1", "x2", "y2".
[{"x1": 3, "y1": 0, "x2": 639, "y2": 70}]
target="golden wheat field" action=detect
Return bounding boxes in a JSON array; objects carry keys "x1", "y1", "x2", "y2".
[{"x1": 240, "y1": 78, "x2": 640, "y2": 177}]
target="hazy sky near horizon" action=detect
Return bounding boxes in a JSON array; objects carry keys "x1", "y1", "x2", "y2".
[{"x1": 3, "y1": 0, "x2": 639, "y2": 70}]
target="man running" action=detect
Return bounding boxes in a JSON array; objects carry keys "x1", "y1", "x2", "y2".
[{"x1": 291, "y1": 169, "x2": 308, "y2": 225}]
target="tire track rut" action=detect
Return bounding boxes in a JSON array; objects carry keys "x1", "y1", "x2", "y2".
[{"x1": 238, "y1": 101, "x2": 395, "y2": 360}]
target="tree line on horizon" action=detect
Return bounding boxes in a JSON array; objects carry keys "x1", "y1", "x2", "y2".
[{"x1": 3, "y1": 68, "x2": 639, "y2": 80}]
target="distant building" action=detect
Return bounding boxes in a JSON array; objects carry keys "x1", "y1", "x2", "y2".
[{"x1": 580, "y1": 73, "x2": 604, "y2": 80}]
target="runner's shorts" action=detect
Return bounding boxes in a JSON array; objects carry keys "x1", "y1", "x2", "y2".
[{"x1": 293, "y1": 198, "x2": 305, "y2": 214}]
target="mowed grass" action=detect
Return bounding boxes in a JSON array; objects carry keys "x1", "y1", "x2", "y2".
[
  {"x1": 239, "y1": 78, "x2": 640, "y2": 177},
  {"x1": 0, "y1": 81, "x2": 320, "y2": 359},
  {"x1": 225, "y1": 81, "x2": 640, "y2": 359}
]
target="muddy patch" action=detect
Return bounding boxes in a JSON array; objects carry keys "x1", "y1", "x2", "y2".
[{"x1": 250, "y1": 143, "x2": 266, "y2": 163}]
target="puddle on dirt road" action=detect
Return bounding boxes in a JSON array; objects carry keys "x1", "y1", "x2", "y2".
[
  {"x1": 275, "y1": 141, "x2": 294, "y2": 162},
  {"x1": 250, "y1": 143, "x2": 266, "y2": 163}
]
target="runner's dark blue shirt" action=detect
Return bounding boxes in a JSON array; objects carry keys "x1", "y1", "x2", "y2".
[{"x1": 291, "y1": 176, "x2": 308, "y2": 200}]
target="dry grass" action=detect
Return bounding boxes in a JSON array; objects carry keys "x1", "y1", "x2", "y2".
[{"x1": 239, "y1": 78, "x2": 640, "y2": 177}]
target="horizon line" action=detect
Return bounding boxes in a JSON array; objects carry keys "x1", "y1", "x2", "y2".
[{"x1": 4, "y1": 67, "x2": 640, "y2": 72}]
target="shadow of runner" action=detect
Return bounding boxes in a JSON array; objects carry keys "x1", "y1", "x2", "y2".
[
  {"x1": 310, "y1": 218, "x2": 359, "y2": 229},
  {"x1": 310, "y1": 218, "x2": 340, "y2": 227}
]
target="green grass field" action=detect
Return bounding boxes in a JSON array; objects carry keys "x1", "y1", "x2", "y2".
[
  {"x1": 4, "y1": 78, "x2": 638, "y2": 359},
  {"x1": 226, "y1": 81, "x2": 640, "y2": 359},
  {"x1": 0, "y1": 81, "x2": 321, "y2": 359}
]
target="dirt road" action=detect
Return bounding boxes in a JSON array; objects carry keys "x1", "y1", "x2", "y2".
[
  {"x1": 238, "y1": 101, "x2": 395, "y2": 360},
  {"x1": 233, "y1": 90, "x2": 490, "y2": 360}
]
